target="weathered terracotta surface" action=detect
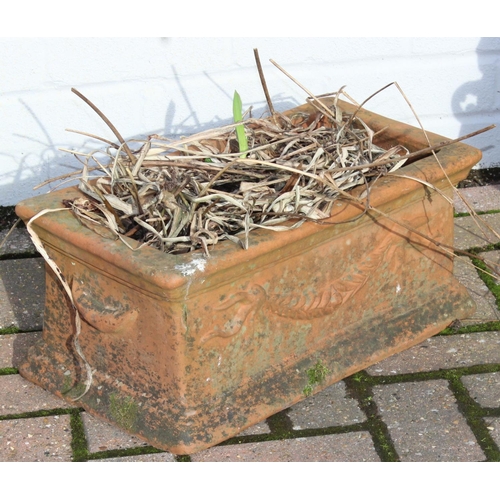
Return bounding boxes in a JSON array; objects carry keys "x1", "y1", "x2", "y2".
[{"x1": 15, "y1": 100, "x2": 480, "y2": 454}]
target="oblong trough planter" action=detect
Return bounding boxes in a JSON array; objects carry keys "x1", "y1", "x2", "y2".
[{"x1": 16, "y1": 99, "x2": 480, "y2": 454}]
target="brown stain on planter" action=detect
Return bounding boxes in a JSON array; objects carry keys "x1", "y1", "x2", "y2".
[{"x1": 15, "y1": 99, "x2": 480, "y2": 454}]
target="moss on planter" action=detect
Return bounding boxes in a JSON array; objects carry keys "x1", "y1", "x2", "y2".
[
  {"x1": 303, "y1": 360, "x2": 330, "y2": 397},
  {"x1": 109, "y1": 393, "x2": 139, "y2": 432}
]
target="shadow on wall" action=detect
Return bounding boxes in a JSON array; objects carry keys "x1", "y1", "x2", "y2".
[
  {"x1": 0, "y1": 98, "x2": 86, "y2": 209},
  {"x1": 451, "y1": 37, "x2": 500, "y2": 168}
]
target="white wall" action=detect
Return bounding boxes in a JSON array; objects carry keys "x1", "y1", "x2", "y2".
[{"x1": 1, "y1": 37, "x2": 499, "y2": 206}]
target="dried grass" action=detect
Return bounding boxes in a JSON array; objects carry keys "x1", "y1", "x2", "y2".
[{"x1": 62, "y1": 87, "x2": 414, "y2": 256}]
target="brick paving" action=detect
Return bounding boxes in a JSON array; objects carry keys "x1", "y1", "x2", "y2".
[{"x1": 1, "y1": 185, "x2": 500, "y2": 461}]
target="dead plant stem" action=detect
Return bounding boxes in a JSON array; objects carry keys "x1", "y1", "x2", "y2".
[
  {"x1": 71, "y1": 88, "x2": 136, "y2": 165},
  {"x1": 269, "y1": 59, "x2": 340, "y2": 125},
  {"x1": 254, "y1": 48, "x2": 275, "y2": 117}
]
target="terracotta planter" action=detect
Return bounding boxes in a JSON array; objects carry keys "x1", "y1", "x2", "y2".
[{"x1": 16, "y1": 100, "x2": 480, "y2": 454}]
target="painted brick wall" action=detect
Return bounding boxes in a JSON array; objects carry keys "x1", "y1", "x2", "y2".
[{"x1": 1, "y1": 37, "x2": 499, "y2": 206}]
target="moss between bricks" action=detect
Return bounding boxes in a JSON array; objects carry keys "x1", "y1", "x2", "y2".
[
  {"x1": 0, "y1": 406, "x2": 76, "y2": 422},
  {"x1": 439, "y1": 320, "x2": 500, "y2": 336},
  {"x1": 0, "y1": 326, "x2": 43, "y2": 335},
  {"x1": 454, "y1": 209, "x2": 500, "y2": 218},
  {"x1": 0, "y1": 251, "x2": 41, "y2": 261},
  {"x1": 0, "y1": 326, "x2": 22, "y2": 335},
  {"x1": 344, "y1": 370, "x2": 399, "y2": 461},
  {"x1": 70, "y1": 409, "x2": 89, "y2": 462},
  {"x1": 0, "y1": 367, "x2": 18, "y2": 376}
]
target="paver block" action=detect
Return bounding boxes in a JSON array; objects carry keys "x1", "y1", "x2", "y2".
[
  {"x1": 0, "y1": 331, "x2": 42, "y2": 369},
  {"x1": 0, "y1": 414, "x2": 72, "y2": 461},
  {"x1": 82, "y1": 412, "x2": 151, "y2": 454},
  {"x1": 0, "y1": 374, "x2": 73, "y2": 416},
  {"x1": 454, "y1": 213, "x2": 500, "y2": 250},
  {"x1": 0, "y1": 227, "x2": 36, "y2": 257},
  {"x1": 367, "y1": 331, "x2": 500, "y2": 376},
  {"x1": 453, "y1": 256, "x2": 500, "y2": 324},
  {"x1": 373, "y1": 380, "x2": 485, "y2": 461},
  {"x1": 454, "y1": 185, "x2": 500, "y2": 214},
  {"x1": 0, "y1": 258, "x2": 45, "y2": 330},
  {"x1": 286, "y1": 381, "x2": 365, "y2": 430},
  {"x1": 462, "y1": 372, "x2": 500, "y2": 407},
  {"x1": 484, "y1": 417, "x2": 500, "y2": 449},
  {"x1": 191, "y1": 432, "x2": 380, "y2": 462}
]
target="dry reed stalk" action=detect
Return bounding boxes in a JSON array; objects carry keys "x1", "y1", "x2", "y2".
[{"x1": 25, "y1": 208, "x2": 92, "y2": 400}]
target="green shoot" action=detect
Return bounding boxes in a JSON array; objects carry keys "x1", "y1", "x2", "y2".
[{"x1": 233, "y1": 91, "x2": 248, "y2": 158}]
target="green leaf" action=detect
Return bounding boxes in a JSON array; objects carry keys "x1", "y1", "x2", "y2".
[{"x1": 233, "y1": 91, "x2": 248, "y2": 158}]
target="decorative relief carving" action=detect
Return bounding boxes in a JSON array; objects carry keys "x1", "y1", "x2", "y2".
[
  {"x1": 201, "y1": 224, "x2": 398, "y2": 343},
  {"x1": 72, "y1": 276, "x2": 138, "y2": 334}
]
